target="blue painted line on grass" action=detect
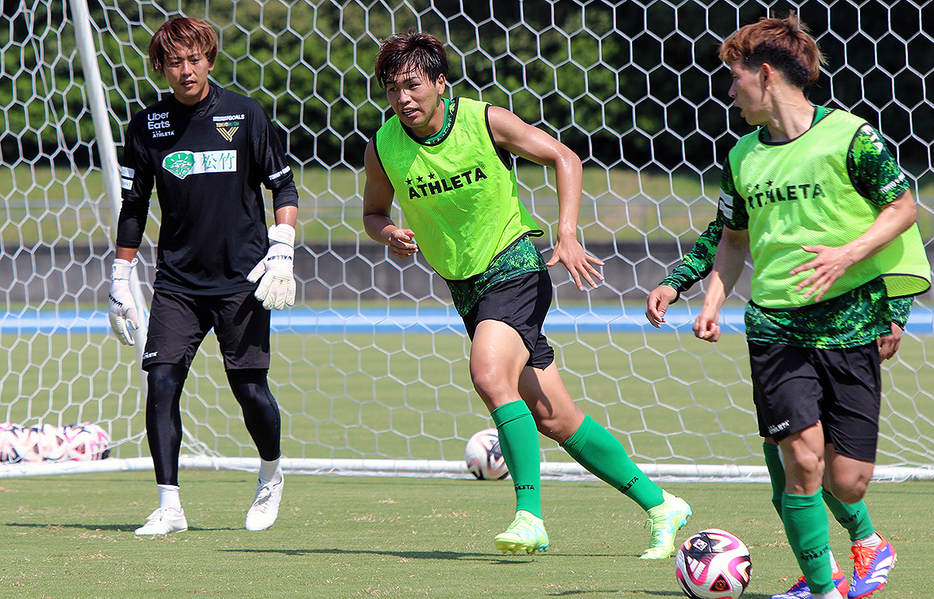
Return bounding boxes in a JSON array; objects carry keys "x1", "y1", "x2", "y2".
[{"x1": 2, "y1": 305, "x2": 932, "y2": 335}]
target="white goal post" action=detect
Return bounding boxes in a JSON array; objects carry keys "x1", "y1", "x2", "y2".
[{"x1": 1, "y1": 0, "x2": 932, "y2": 481}]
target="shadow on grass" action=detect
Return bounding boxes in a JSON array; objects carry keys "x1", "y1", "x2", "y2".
[
  {"x1": 222, "y1": 546, "x2": 542, "y2": 564},
  {"x1": 548, "y1": 591, "x2": 769, "y2": 598},
  {"x1": 546, "y1": 591, "x2": 684, "y2": 597},
  {"x1": 3, "y1": 522, "x2": 236, "y2": 533},
  {"x1": 220, "y1": 545, "x2": 665, "y2": 561}
]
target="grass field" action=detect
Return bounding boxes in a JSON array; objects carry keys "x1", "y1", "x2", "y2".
[
  {"x1": 2, "y1": 303, "x2": 933, "y2": 597},
  {"x1": 1, "y1": 472, "x2": 931, "y2": 598},
  {"x1": 6, "y1": 165, "x2": 934, "y2": 246},
  {"x1": 2, "y1": 164, "x2": 717, "y2": 246},
  {"x1": 4, "y1": 328, "x2": 934, "y2": 470}
]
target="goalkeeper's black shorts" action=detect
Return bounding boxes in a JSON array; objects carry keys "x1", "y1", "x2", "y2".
[{"x1": 142, "y1": 288, "x2": 270, "y2": 371}]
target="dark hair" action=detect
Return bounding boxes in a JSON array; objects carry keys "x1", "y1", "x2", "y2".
[
  {"x1": 374, "y1": 28, "x2": 448, "y2": 88},
  {"x1": 149, "y1": 17, "x2": 219, "y2": 74},
  {"x1": 718, "y1": 13, "x2": 825, "y2": 90}
]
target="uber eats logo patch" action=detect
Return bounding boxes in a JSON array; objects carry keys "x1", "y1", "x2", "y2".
[{"x1": 162, "y1": 150, "x2": 237, "y2": 179}]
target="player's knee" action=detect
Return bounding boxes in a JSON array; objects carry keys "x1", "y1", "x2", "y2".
[
  {"x1": 469, "y1": 366, "x2": 512, "y2": 403},
  {"x1": 228, "y1": 369, "x2": 272, "y2": 406},
  {"x1": 826, "y1": 472, "x2": 871, "y2": 503},
  {"x1": 784, "y1": 448, "x2": 824, "y2": 486},
  {"x1": 147, "y1": 363, "x2": 187, "y2": 404}
]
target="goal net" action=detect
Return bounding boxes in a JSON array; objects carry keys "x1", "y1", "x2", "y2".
[{"x1": 2, "y1": 0, "x2": 932, "y2": 481}]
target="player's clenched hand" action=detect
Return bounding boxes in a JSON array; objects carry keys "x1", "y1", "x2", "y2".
[
  {"x1": 546, "y1": 237, "x2": 604, "y2": 290},
  {"x1": 646, "y1": 285, "x2": 678, "y2": 328},
  {"x1": 109, "y1": 258, "x2": 140, "y2": 345},
  {"x1": 693, "y1": 307, "x2": 721, "y2": 343},
  {"x1": 877, "y1": 322, "x2": 903, "y2": 362},
  {"x1": 248, "y1": 224, "x2": 296, "y2": 310},
  {"x1": 387, "y1": 228, "x2": 418, "y2": 259}
]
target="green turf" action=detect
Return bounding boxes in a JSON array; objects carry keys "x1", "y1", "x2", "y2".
[
  {"x1": 7, "y1": 164, "x2": 933, "y2": 245},
  {"x1": 0, "y1": 472, "x2": 930, "y2": 598},
  {"x1": 3, "y1": 329, "x2": 934, "y2": 470}
]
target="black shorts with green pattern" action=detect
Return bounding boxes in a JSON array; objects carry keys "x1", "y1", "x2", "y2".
[{"x1": 444, "y1": 234, "x2": 547, "y2": 317}]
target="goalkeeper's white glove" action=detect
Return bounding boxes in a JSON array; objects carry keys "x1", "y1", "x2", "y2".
[
  {"x1": 109, "y1": 258, "x2": 140, "y2": 346},
  {"x1": 247, "y1": 223, "x2": 296, "y2": 311}
]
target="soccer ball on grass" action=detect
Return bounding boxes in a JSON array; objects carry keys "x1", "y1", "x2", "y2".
[
  {"x1": 0, "y1": 423, "x2": 22, "y2": 462},
  {"x1": 675, "y1": 529, "x2": 752, "y2": 599},
  {"x1": 64, "y1": 422, "x2": 111, "y2": 461},
  {"x1": 464, "y1": 428, "x2": 509, "y2": 480},
  {"x1": 34, "y1": 423, "x2": 70, "y2": 462}
]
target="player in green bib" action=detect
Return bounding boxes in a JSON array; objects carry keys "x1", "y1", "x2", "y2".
[
  {"x1": 693, "y1": 15, "x2": 930, "y2": 599},
  {"x1": 647, "y1": 216, "x2": 912, "y2": 599},
  {"x1": 363, "y1": 29, "x2": 691, "y2": 557}
]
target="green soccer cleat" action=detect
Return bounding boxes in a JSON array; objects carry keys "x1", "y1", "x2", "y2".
[
  {"x1": 494, "y1": 510, "x2": 550, "y2": 554},
  {"x1": 640, "y1": 491, "x2": 692, "y2": 559}
]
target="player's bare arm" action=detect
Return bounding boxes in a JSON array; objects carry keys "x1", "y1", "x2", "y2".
[
  {"x1": 487, "y1": 106, "x2": 604, "y2": 290},
  {"x1": 645, "y1": 284, "x2": 679, "y2": 328},
  {"x1": 362, "y1": 139, "x2": 418, "y2": 259},
  {"x1": 792, "y1": 190, "x2": 917, "y2": 301},
  {"x1": 274, "y1": 205, "x2": 298, "y2": 228},
  {"x1": 115, "y1": 246, "x2": 139, "y2": 262},
  {"x1": 694, "y1": 227, "x2": 748, "y2": 343}
]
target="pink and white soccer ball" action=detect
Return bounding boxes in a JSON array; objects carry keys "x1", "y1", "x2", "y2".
[
  {"x1": 34, "y1": 423, "x2": 70, "y2": 462},
  {"x1": 675, "y1": 529, "x2": 752, "y2": 599},
  {"x1": 0, "y1": 423, "x2": 22, "y2": 462},
  {"x1": 11, "y1": 426, "x2": 44, "y2": 463},
  {"x1": 464, "y1": 428, "x2": 509, "y2": 480},
  {"x1": 64, "y1": 422, "x2": 111, "y2": 461}
]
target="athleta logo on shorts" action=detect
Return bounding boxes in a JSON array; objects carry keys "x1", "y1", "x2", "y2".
[
  {"x1": 142, "y1": 351, "x2": 158, "y2": 360},
  {"x1": 162, "y1": 150, "x2": 238, "y2": 179},
  {"x1": 767, "y1": 420, "x2": 791, "y2": 435}
]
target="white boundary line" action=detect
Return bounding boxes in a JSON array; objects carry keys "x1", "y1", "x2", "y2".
[{"x1": 2, "y1": 456, "x2": 931, "y2": 482}]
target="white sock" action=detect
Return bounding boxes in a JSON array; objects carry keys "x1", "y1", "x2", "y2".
[
  {"x1": 855, "y1": 531, "x2": 882, "y2": 548},
  {"x1": 258, "y1": 458, "x2": 282, "y2": 484},
  {"x1": 157, "y1": 484, "x2": 181, "y2": 510}
]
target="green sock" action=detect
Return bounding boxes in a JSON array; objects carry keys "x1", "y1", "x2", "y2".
[
  {"x1": 763, "y1": 442, "x2": 785, "y2": 517},
  {"x1": 491, "y1": 401, "x2": 542, "y2": 519},
  {"x1": 822, "y1": 489, "x2": 875, "y2": 543},
  {"x1": 783, "y1": 491, "x2": 834, "y2": 594},
  {"x1": 561, "y1": 414, "x2": 664, "y2": 511},
  {"x1": 765, "y1": 442, "x2": 874, "y2": 544}
]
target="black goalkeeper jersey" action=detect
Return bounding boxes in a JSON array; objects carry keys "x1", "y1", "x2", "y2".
[{"x1": 117, "y1": 83, "x2": 297, "y2": 295}]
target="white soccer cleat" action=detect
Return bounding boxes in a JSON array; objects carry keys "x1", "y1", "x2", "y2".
[
  {"x1": 245, "y1": 475, "x2": 284, "y2": 531},
  {"x1": 135, "y1": 507, "x2": 188, "y2": 536}
]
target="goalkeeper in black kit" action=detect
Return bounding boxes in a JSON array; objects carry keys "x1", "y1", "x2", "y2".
[{"x1": 108, "y1": 17, "x2": 299, "y2": 535}]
